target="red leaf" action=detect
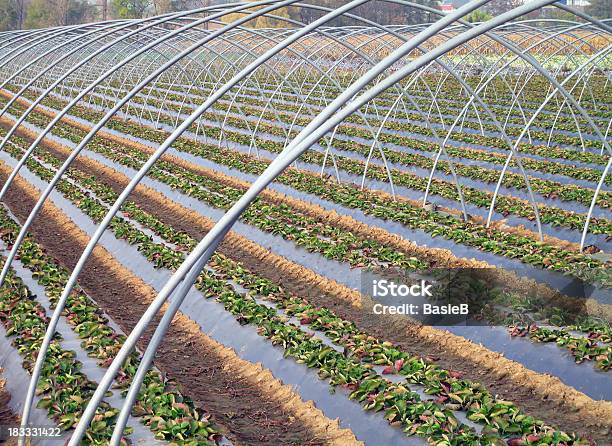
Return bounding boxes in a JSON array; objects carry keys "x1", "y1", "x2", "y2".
[
  {"x1": 526, "y1": 434, "x2": 540, "y2": 442},
  {"x1": 507, "y1": 439, "x2": 525, "y2": 446},
  {"x1": 342, "y1": 382, "x2": 359, "y2": 391},
  {"x1": 449, "y1": 370, "x2": 463, "y2": 379},
  {"x1": 382, "y1": 365, "x2": 394, "y2": 374},
  {"x1": 394, "y1": 359, "x2": 405, "y2": 371},
  {"x1": 355, "y1": 350, "x2": 367, "y2": 358}
]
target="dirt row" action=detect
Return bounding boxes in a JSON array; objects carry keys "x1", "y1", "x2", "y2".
[
  {"x1": 5, "y1": 125, "x2": 610, "y2": 441},
  {"x1": 0, "y1": 371, "x2": 19, "y2": 446},
  {"x1": 0, "y1": 162, "x2": 362, "y2": 446}
]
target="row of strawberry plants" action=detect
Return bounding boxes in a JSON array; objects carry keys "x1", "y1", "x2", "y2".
[
  {"x1": 146, "y1": 76, "x2": 610, "y2": 125},
  {"x1": 485, "y1": 288, "x2": 611, "y2": 341},
  {"x1": 346, "y1": 74, "x2": 611, "y2": 112},
  {"x1": 102, "y1": 86, "x2": 609, "y2": 194},
  {"x1": 0, "y1": 131, "x2": 494, "y2": 443},
  {"x1": 118, "y1": 80, "x2": 609, "y2": 139},
  {"x1": 82, "y1": 170, "x2": 611, "y2": 373},
  {"x1": 478, "y1": 292, "x2": 610, "y2": 370},
  {"x1": 402, "y1": 76, "x2": 610, "y2": 114},
  {"x1": 3, "y1": 127, "x2": 428, "y2": 272},
  {"x1": 0, "y1": 206, "x2": 221, "y2": 445},
  {"x1": 13, "y1": 129, "x2": 610, "y2": 373},
  {"x1": 44, "y1": 124, "x2": 609, "y2": 284},
  {"x1": 509, "y1": 325, "x2": 610, "y2": 370},
  {"x1": 57, "y1": 94, "x2": 612, "y2": 223},
  {"x1": 7, "y1": 91, "x2": 609, "y2": 237},
  {"x1": 179, "y1": 72, "x2": 611, "y2": 102},
  {"x1": 18, "y1": 83, "x2": 611, "y2": 172}
]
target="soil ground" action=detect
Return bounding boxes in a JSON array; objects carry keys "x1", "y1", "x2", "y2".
[{"x1": 0, "y1": 371, "x2": 19, "y2": 446}]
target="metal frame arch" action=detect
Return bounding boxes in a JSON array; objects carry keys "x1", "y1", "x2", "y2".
[
  {"x1": 115, "y1": 37, "x2": 212, "y2": 126},
  {"x1": 97, "y1": 33, "x2": 191, "y2": 110},
  {"x1": 539, "y1": 29, "x2": 611, "y2": 149},
  {"x1": 455, "y1": 23, "x2": 610, "y2": 235},
  {"x1": 125, "y1": 19, "x2": 304, "y2": 144},
  {"x1": 56, "y1": 3, "x2": 415, "y2": 441},
  {"x1": 257, "y1": 23, "x2": 422, "y2": 191},
  {"x1": 0, "y1": 27, "x2": 86, "y2": 86},
  {"x1": 501, "y1": 47, "x2": 611, "y2": 250},
  {"x1": 190, "y1": 26, "x2": 299, "y2": 152},
  {"x1": 0, "y1": 27, "x2": 105, "y2": 80},
  {"x1": 0, "y1": 5, "x2": 290, "y2": 440},
  {"x1": 498, "y1": 23, "x2": 591, "y2": 142},
  {"x1": 0, "y1": 27, "x2": 73, "y2": 64},
  {"x1": 177, "y1": 23, "x2": 300, "y2": 155},
  {"x1": 277, "y1": 27, "x2": 388, "y2": 173},
  {"x1": 0, "y1": 29, "x2": 34, "y2": 52},
  {"x1": 329, "y1": 7, "x2": 553, "y2": 222},
  {"x1": 162, "y1": 28, "x2": 259, "y2": 125},
  {"x1": 94, "y1": 26, "x2": 207, "y2": 112},
  {"x1": 352, "y1": 10, "x2": 536, "y2": 220},
  {"x1": 115, "y1": 30, "x2": 206, "y2": 119},
  {"x1": 494, "y1": 22, "x2": 605, "y2": 152},
  {"x1": 227, "y1": 5, "x2": 488, "y2": 209},
  {"x1": 200, "y1": 17, "x2": 400, "y2": 184},
  {"x1": 421, "y1": 25, "x2": 578, "y2": 206},
  {"x1": 215, "y1": 19, "x2": 398, "y2": 176},
  {"x1": 434, "y1": 28, "x2": 531, "y2": 135}
]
